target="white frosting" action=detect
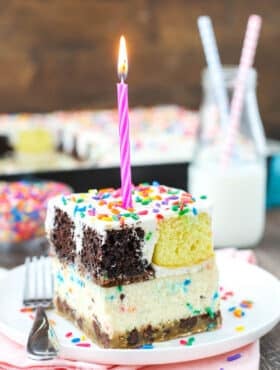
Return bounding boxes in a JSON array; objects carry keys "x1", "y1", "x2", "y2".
[
  {"x1": 45, "y1": 197, "x2": 56, "y2": 234},
  {"x1": 61, "y1": 123, "x2": 77, "y2": 154},
  {"x1": 74, "y1": 219, "x2": 83, "y2": 254},
  {"x1": 75, "y1": 129, "x2": 91, "y2": 160}
]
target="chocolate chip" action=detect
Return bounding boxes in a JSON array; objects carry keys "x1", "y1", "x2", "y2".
[
  {"x1": 163, "y1": 328, "x2": 171, "y2": 336},
  {"x1": 143, "y1": 325, "x2": 154, "y2": 342},
  {"x1": 127, "y1": 328, "x2": 139, "y2": 345},
  {"x1": 179, "y1": 316, "x2": 198, "y2": 330},
  {"x1": 120, "y1": 293, "x2": 125, "y2": 300}
]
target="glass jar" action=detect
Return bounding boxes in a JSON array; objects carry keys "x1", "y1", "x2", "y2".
[{"x1": 188, "y1": 66, "x2": 267, "y2": 248}]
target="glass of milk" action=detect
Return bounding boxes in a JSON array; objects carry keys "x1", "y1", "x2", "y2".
[{"x1": 189, "y1": 67, "x2": 267, "y2": 248}]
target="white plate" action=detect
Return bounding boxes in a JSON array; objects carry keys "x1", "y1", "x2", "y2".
[{"x1": 0, "y1": 256, "x2": 279, "y2": 365}]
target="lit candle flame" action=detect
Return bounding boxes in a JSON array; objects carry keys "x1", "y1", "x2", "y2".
[{"x1": 118, "y1": 35, "x2": 128, "y2": 82}]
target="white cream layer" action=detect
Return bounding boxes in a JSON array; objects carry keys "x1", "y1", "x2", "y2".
[
  {"x1": 53, "y1": 257, "x2": 219, "y2": 338},
  {"x1": 153, "y1": 258, "x2": 214, "y2": 278}
]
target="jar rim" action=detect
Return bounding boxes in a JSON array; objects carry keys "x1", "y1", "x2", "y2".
[{"x1": 202, "y1": 65, "x2": 257, "y2": 88}]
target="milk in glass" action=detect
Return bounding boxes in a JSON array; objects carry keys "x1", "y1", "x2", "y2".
[{"x1": 189, "y1": 161, "x2": 266, "y2": 247}]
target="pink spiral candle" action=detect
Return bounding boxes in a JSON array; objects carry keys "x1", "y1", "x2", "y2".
[
  {"x1": 117, "y1": 36, "x2": 132, "y2": 208},
  {"x1": 221, "y1": 15, "x2": 262, "y2": 166}
]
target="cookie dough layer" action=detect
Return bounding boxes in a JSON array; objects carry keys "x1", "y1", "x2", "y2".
[{"x1": 56, "y1": 296, "x2": 221, "y2": 348}]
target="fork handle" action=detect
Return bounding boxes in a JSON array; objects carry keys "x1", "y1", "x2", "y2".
[{"x1": 26, "y1": 306, "x2": 59, "y2": 360}]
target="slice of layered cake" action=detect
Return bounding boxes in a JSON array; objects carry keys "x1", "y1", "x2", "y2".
[{"x1": 46, "y1": 183, "x2": 221, "y2": 348}]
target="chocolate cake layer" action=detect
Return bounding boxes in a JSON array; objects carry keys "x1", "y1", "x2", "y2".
[
  {"x1": 50, "y1": 208, "x2": 76, "y2": 263},
  {"x1": 55, "y1": 296, "x2": 222, "y2": 348},
  {"x1": 81, "y1": 226, "x2": 154, "y2": 286},
  {"x1": 50, "y1": 208, "x2": 155, "y2": 286},
  {"x1": 0, "y1": 135, "x2": 13, "y2": 157}
]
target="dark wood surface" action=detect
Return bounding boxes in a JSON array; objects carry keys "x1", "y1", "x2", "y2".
[
  {"x1": 255, "y1": 210, "x2": 280, "y2": 370},
  {"x1": 0, "y1": 209, "x2": 279, "y2": 368},
  {"x1": 0, "y1": 1, "x2": 278, "y2": 139}
]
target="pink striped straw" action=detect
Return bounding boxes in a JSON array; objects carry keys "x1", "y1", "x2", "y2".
[{"x1": 221, "y1": 15, "x2": 262, "y2": 166}]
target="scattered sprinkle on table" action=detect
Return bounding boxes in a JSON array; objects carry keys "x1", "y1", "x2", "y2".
[
  {"x1": 71, "y1": 337, "x2": 80, "y2": 343},
  {"x1": 141, "y1": 344, "x2": 154, "y2": 349},
  {"x1": 235, "y1": 325, "x2": 245, "y2": 332},
  {"x1": 76, "y1": 342, "x2": 91, "y2": 347},
  {"x1": 221, "y1": 290, "x2": 234, "y2": 300},
  {"x1": 187, "y1": 337, "x2": 195, "y2": 345},
  {"x1": 240, "y1": 299, "x2": 254, "y2": 309},
  {"x1": 227, "y1": 353, "x2": 242, "y2": 362},
  {"x1": 179, "y1": 337, "x2": 195, "y2": 346},
  {"x1": 233, "y1": 308, "x2": 245, "y2": 318},
  {"x1": 65, "y1": 331, "x2": 73, "y2": 338},
  {"x1": 20, "y1": 307, "x2": 33, "y2": 313}
]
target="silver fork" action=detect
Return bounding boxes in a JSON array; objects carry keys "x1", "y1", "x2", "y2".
[{"x1": 23, "y1": 256, "x2": 59, "y2": 360}]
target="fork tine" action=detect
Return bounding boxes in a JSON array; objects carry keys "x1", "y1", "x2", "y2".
[
  {"x1": 40, "y1": 256, "x2": 53, "y2": 307},
  {"x1": 42, "y1": 256, "x2": 52, "y2": 306},
  {"x1": 49, "y1": 258, "x2": 54, "y2": 300},
  {"x1": 33, "y1": 256, "x2": 39, "y2": 302},
  {"x1": 47, "y1": 257, "x2": 54, "y2": 307},
  {"x1": 47, "y1": 257, "x2": 54, "y2": 298},
  {"x1": 41, "y1": 256, "x2": 46, "y2": 303},
  {"x1": 23, "y1": 257, "x2": 31, "y2": 305}
]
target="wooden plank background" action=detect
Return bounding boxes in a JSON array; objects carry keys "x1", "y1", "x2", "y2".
[{"x1": 0, "y1": 0, "x2": 279, "y2": 138}]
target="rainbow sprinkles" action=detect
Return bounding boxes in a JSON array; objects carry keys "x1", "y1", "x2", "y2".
[{"x1": 56, "y1": 182, "x2": 208, "y2": 223}]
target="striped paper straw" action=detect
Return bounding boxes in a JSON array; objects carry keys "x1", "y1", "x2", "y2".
[
  {"x1": 221, "y1": 15, "x2": 262, "y2": 166},
  {"x1": 198, "y1": 16, "x2": 229, "y2": 129}
]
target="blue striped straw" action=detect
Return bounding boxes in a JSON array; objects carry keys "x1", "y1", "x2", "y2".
[{"x1": 197, "y1": 16, "x2": 229, "y2": 129}]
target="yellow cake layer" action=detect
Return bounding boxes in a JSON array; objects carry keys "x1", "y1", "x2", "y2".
[
  {"x1": 152, "y1": 212, "x2": 213, "y2": 267},
  {"x1": 15, "y1": 128, "x2": 55, "y2": 154}
]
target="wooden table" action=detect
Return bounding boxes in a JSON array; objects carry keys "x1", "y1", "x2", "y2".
[
  {"x1": 255, "y1": 210, "x2": 280, "y2": 370},
  {"x1": 0, "y1": 209, "x2": 279, "y2": 369}
]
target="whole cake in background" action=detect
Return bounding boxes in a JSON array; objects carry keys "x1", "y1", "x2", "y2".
[
  {"x1": 0, "y1": 106, "x2": 199, "y2": 174},
  {"x1": 46, "y1": 183, "x2": 221, "y2": 348}
]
